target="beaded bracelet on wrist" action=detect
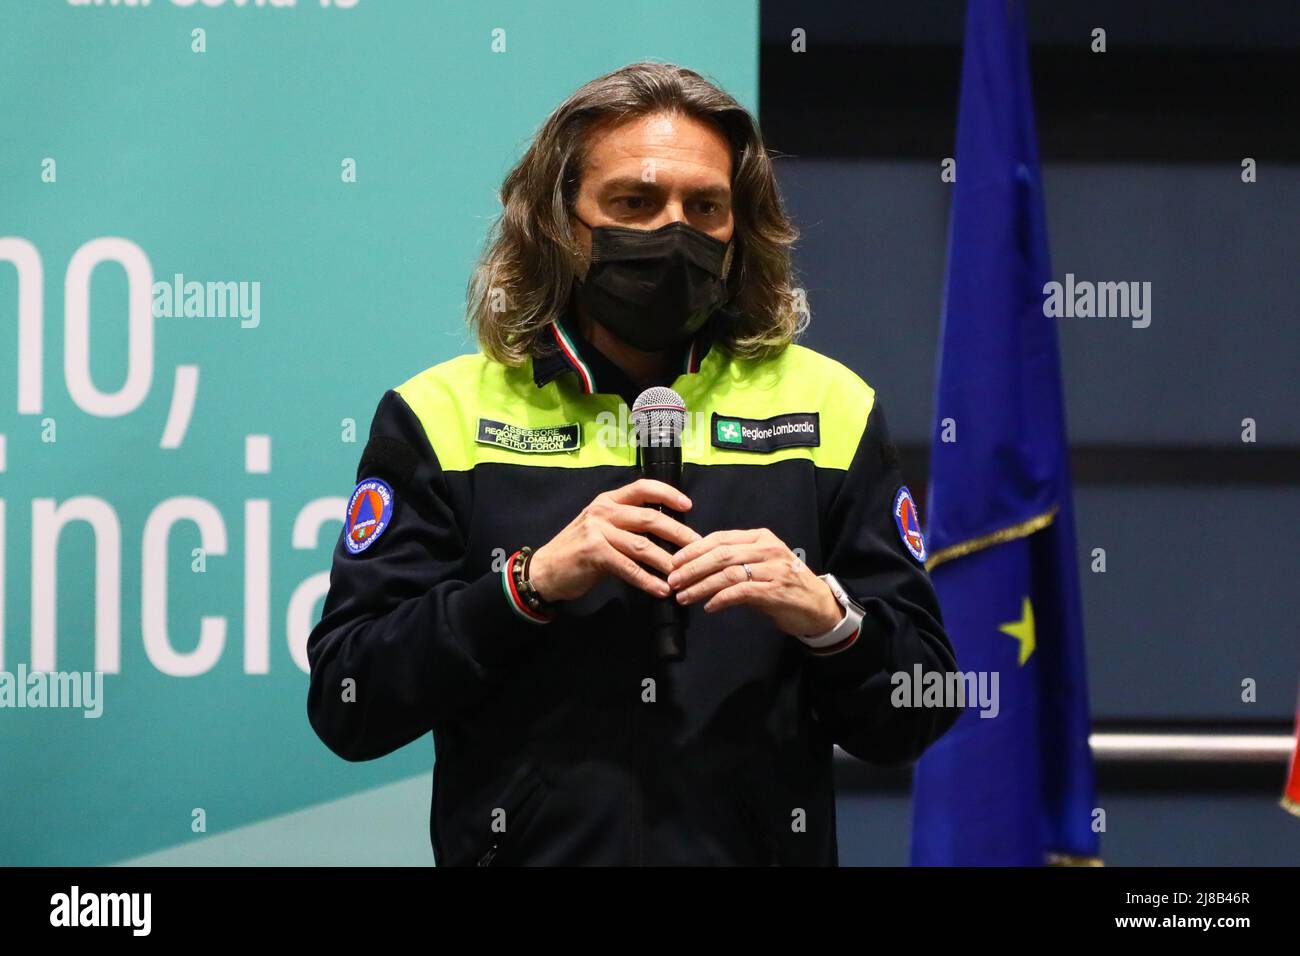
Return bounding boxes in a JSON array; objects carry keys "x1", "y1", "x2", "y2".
[{"x1": 504, "y1": 546, "x2": 556, "y2": 623}]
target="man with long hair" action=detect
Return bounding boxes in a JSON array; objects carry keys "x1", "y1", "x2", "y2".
[{"x1": 307, "y1": 62, "x2": 960, "y2": 866}]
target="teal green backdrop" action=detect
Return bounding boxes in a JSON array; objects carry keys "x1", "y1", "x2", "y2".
[{"x1": 0, "y1": 0, "x2": 757, "y2": 865}]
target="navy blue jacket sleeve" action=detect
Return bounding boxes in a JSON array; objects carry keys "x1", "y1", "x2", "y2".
[
  {"x1": 306, "y1": 390, "x2": 542, "y2": 762},
  {"x1": 806, "y1": 399, "x2": 963, "y2": 766}
]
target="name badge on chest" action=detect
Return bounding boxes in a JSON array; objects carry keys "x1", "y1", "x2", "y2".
[{"x1": 476, "y1": 418, "x2": 582, "y2": 454}]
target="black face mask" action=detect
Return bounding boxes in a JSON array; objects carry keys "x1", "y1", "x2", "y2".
[{"x1": 573, "y1": 218, "x2": 733, "y2": 352}]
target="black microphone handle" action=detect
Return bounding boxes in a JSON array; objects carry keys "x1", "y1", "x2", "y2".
[{"x1": 640, "y1": 443, "x2": 686, "y2": 662}]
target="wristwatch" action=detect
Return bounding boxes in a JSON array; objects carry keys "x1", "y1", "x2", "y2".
[{"x1": 799, "y1": 573, "x2": 865, "y2": 652}]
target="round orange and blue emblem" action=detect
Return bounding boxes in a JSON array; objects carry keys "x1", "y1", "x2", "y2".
[
  {"x1": 345, "y1": 477, "x2": 393, "y2": 555},
  {"x1": 893, "y1": 486, "x2": 927, "y2": 563}
]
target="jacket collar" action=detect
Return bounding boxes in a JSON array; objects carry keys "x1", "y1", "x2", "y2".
[{"x1": 532, "y1": 305, "x2": 714, "y2": 400}]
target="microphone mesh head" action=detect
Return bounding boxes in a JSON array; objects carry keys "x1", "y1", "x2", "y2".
[{"x1": 631, "y1": 387, "x2": 687, "y2": 448}]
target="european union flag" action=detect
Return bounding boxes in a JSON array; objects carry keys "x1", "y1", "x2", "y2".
[{"x1": 909, "y1": 0, "x2": 1100, "y2": 866}]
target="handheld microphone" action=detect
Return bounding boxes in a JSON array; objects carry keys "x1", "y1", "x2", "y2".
[{"x1": 631, "y1": 387, "x2": 688, "y2": 662}]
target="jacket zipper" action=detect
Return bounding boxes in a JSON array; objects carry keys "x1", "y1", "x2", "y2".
[
  {"x1": 475, "y1": 771, "x2": 546, "y2": 866},
  {"x1": 632, "y1": 704, "x2": 644, "y2": 865},
  {"x1": 631, "y1": 648, "x2": 647, "y2": 865}
]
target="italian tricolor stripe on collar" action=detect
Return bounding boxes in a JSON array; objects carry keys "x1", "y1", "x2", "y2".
[
  {"x1": 552, "y1": 320, "x2": 702, "y2": 393},
  {"x1": 682, "y1": 337, "x2": 700, "y2": 376},
  {"x1": 551, "y1": 322, "x2": 595, "y2": 394}
]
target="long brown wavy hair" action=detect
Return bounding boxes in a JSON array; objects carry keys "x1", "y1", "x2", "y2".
[{"x1": 467, "y1": 61, "x2": 804, "y2": 366}]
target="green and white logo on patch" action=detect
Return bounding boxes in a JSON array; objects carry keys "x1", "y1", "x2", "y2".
[
  {"x1": 709, "y1": 411, "x2": 820, "y2": 453},
  {"x1": 716, "y1": 419, "x2": 743, "y2": 444}
]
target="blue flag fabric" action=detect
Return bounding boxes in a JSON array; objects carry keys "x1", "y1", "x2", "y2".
[{"x1": 909, "y1": 0, "x2": 1100, "y2": 866}]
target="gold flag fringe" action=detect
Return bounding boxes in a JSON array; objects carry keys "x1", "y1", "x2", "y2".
[
  {"x1": 1047, "y1": 852, "x2": 1104, "y2": 867},
  {"x1": 925, "y1": 507, "x2": 1059, "y2": 571}
]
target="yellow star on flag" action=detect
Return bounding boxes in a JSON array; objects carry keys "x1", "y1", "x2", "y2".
[{"x1": 999, "y1": 596, "x2": 1036, "y2": 666}]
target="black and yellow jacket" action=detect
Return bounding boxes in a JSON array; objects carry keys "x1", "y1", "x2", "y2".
[{"x1": 306, "y1": 310, "x2": 961, "y2": 866}]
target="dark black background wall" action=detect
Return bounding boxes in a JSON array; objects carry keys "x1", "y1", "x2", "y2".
[{"x1": 757, "y1": 0, "x2": 1300, "y2": 865}]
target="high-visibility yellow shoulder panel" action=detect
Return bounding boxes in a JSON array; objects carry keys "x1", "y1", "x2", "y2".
[
  {"x1": 674, "y1": 343, "x2": 875, "y2": 471},
  {"x1": 394, "y1": 343, "x2": 875, "y2": 474},
  {"x1": 394, "y1": 354, "x2": 633, "y2": 472}
]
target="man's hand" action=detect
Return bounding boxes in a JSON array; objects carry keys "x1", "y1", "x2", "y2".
[
  {"x1": 667, "y1": 528, "x2": 845, "y2": 638},
  {"x1": 528, "y1": 479, "x2": 701, "y2": 603}
]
